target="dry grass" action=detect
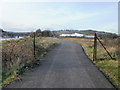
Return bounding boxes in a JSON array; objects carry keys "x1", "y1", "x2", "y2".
[{"x1": 1, "y1": 37, "x2": 58, "y2": 85}]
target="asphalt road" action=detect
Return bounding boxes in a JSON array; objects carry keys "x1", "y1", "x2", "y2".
[{"x1": 6, "y1": 40, "x2": 114, "y2": 88}]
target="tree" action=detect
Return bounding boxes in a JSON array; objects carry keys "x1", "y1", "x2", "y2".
[
  {"x1": 29, "y1": 32, "x2": 34, "y2": 38},
  {"x1": 98, "y1": 33, "x2": 118, "y2": 39},
  {"x1": 42, "y1": 30, "x2": 52, "y2": 37},
  {"x1": 36, "y1": 29, "x2": 42, "y2": 37}
]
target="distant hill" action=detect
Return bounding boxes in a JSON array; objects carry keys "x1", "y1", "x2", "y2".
[
  {"x1": 51, "y1": 29, "x2": 119, "y2": 39},
  {"x1": 52, "y1": 29, "x2": 108, "y2": 36},
  {"x1": 0, "y1": 29, "x2": 30, "y2": 38},
  {"x1": 79, "y1": 30, "x2": 107, "y2": 35}
]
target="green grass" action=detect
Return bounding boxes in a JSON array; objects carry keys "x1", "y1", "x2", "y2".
[
  {"x1": 95, "y1": 60, "x2": 119, "y2": 87},
  {"x1": 83, "y1": 45, "x2": 94, "y2": 60}
]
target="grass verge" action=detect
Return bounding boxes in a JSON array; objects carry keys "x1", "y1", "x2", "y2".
[{"x1": 1, "y1": 37, "x2": 59, "y2": 86}]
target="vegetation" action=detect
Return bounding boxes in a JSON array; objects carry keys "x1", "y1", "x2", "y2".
[
  {"x1": 42, "y1": 30, "x2": 53, "y2": 37},
  {"x1": 65, "y1": 35, "x2": 120, "y2": 88},
  {"x1": 36, "y1": 29, "x2": 42, "y2": 37},
  {"x1": 2, "y1": 37, "x2": 59, "y2": 86},
  {"x1": 1, "y1": 28, "x2": 54, "y2": 38},
  {"x1": 30, "y1": 30, "x2": 53, "y2": 38},
  {"x1": 95, "y1": 60, "x2": 119, "y2": 87}
]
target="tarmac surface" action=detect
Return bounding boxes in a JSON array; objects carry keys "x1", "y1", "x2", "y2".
[{"x1": 6, "y1": 40, "x2": 114, "y2": 88}]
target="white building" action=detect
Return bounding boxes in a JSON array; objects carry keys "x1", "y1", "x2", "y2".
[
  {"x1": 60, "y1": 33, "x2": 84, "y2": 37},
  {"x1": 84, "y1": 35, "x2": 94, "y2": 38}
]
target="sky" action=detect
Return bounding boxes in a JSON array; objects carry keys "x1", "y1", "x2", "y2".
[{"x1": 0, "y1": 1, "x2": 118, "y2": 33}]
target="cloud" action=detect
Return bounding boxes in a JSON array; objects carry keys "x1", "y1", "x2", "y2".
[
  {"x1": 98, "y1": 23, "x2": 118, "y2": 33},
  {"x1": 1, "y1": 2, "x2": 118, "y2": 33},
  {"x1": 1, "y1": 3, "x2": 100, "y2": 30},
  {"x1": 1, "y1": 22, "x2": 35, "y2": 32}
]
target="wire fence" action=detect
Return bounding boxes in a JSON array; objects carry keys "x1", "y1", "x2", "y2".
[{"x1": 93, "y1": 33, "x2": 118, "y2": 61}]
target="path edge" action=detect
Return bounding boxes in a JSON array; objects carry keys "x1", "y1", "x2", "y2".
[{"x1": 80, "y1": 44, "x2": 119, "y2": 90}]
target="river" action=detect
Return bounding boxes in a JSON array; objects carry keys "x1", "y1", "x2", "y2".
[{"x1": 0, "y1": 36, "x2": 24, "y2": 41}]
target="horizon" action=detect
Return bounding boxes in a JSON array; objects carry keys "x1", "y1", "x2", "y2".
[
  {"x1": 0, "y1": 2, "x2": 118, "y2": 34},
  {"x1": 1, "y1": 29, "x2": 118, "y2": 34}
]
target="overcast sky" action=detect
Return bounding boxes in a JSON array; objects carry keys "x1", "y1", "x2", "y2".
[{"x1": 0, "y1": 2, "x2": 118, "y2": 33}]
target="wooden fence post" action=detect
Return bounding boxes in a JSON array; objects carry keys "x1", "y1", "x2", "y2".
[
  {"x1": 93, "y1": 33, "x2": 97, "y2": 61},
  {"x1": 33, "y1": 32, "x2": 36, "y2": 58}
]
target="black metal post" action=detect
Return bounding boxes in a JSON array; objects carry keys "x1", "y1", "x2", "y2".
[
  {"x1": 93, "y1": 33, "x2": 97, "y2": 61},
  {"x1": 33, "y1": 32, "x2": 36, "y2": 58}
]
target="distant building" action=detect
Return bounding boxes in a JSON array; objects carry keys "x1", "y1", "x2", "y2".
[
  {"x1": 60, "y1": 33, "x2": 84, "y2": 37},
  {"x1": 60, "y1": 33, "x2": 95, "y2": 38},
  {"x1": 84, "y1": 35, "x2": 94, "y2": 38}
]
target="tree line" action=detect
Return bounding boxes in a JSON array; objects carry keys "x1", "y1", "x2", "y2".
[
  {"x1": 1, "y1": 28, "x2": 56, "y2": 38},
  {"x1": 30, "y1": 29, "x2": 54, "y2": 37}
]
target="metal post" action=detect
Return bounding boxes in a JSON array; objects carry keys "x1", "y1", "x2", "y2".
[
  {"x1": 33, "y1": 32, "x2": 36, "y2": 58},
  {"x1": 93, "y1": 33, "x2": 97, "y2": 61}
]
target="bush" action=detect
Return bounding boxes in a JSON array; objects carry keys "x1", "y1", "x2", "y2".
[{"x1": 2, "y1": 37, "x2": 58, "y2": 85}]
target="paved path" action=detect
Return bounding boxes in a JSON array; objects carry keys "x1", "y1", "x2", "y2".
[{"x1": 7, "y1": 40, "x2": 114, "y2": 88}]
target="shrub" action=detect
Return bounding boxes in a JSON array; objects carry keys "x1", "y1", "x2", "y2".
[{"x1": 2, "y1": 37, "x2": 58, "y2": 84}]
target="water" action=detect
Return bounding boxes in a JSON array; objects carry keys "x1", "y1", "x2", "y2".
[
  {"x1": 0, "y1": 36, "x2": 24, "y2": 41},
  {"x1": 84, "y1": 35, "x2": 94, "y2": 38}
]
